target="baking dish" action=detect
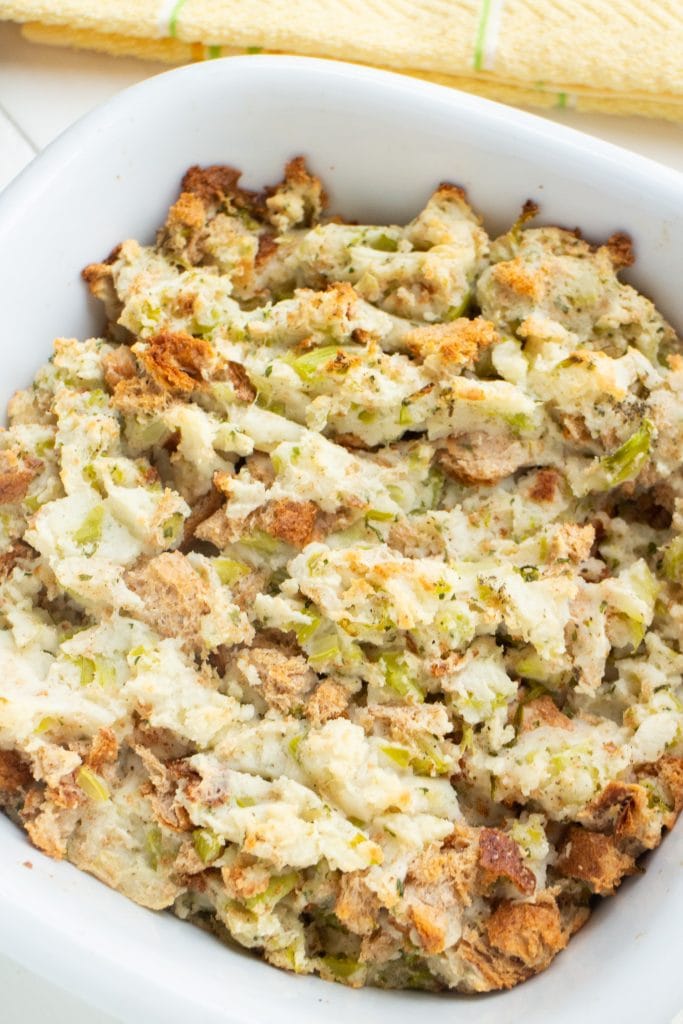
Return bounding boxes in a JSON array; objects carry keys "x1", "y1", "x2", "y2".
[{"x1": 0, "y1": 55, "x2": 681, "y2": 1024}]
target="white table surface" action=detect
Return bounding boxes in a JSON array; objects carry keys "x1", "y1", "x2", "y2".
[{"x1": 0, "y1": 18, "x2": 682, "y2": 1024}]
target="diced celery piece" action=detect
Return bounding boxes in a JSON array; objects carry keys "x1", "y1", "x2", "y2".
[
  {"x1": 245, "y1": 871, "x2": 298, "y2": 910},
  {"x1": 321, "y1": 956, "x2": 361, "y2": 980},
  {"x1": 512, "y1": 683, "x2": 549, "y2": 729},
  {"x1": 146, "y1": 826, "x2": 162, "y2": 871},
  {"x1": 513, "y1": 651, "x2": 556, "y2": 684},
  {"x1": 600, "y1": 419, "x2": 653, "y2": 487},
  {"x1": 629, "y1": 559, "x2": 659, "y2": 606},
  {"x1": 288, "y1": 734, "x2": 303, "y2": 760},
  {"x1": 444, "y1": 293, "x2": 471, "y2": 321},
  {"x1": 426, "y1": 466, "x2": 444, "y2": 509},
  {"x1": 34, "y1": 716, "x2": 57, "y2": 735},
  {"x1": 241, "y1": 529, "x2": 286, "y2": 555},
  {"x1": 619, "y1": 615, "x2": 647, "y2": 650},
  {"x1": 214, "y1": 558, "x2": 251, "y2": 585},
  {"x1": 35, "y1": 437, "x2": 55, "y2": 456},
  {"x1": 73, "y1": 655, "x2": 115, "y2": 687},
  {"x1": 192, "y1": 828, "x2": 223, "y2": 863},
  {"x1": 380, "y1": 745, "x2": 412, "y2": 769},
  {"x1": 286, "y1": 345, "x2": 353, "y2": 383},
  {"x1": 77, "y1": 766, "x2": 109, "y2": 801},
  {"x1": 369, "y1": 233, "x2": 399, "y2": 252},
  {"x1": 82, "y1": 463, "x2": 98, "y2": 488},
  {"x1": 505, "y1": 411, "x2": 535, "y2": 436},
  {"x1": 357, "y1": 409, "x2": 376, "y2": 424},
  {"x1": 128, "y1": 645, "x2": 147, "y2": 665},
  {"x1": 126, "y1": 417, "x2": 170, "y2": 451},
  {"x1": 460, "y1": 724, "x2": 474, "y2": 751},
  {"x1": 294, "y1": 614, "x2": 321, "y2": 646},
  {"x1": 235, "y1": 796, "x2": 256, "y2": 808},
  {"x1": 399, "y1": 402, "x2": 413, "y2": 426},
  {"x1": 662, "y1": 536, "x2": 683, "y2": 584},
  {"x1": 366, "y1": 509, "x2": 394, "y2": 522},
  {"x1": 516, "y1": 565, "x2": 539, "y2": 582},
  {"x1": 76, "y1": 656, "x2": 95, "y2": 686},
  {"x1": 95, "y1": 660, "x2": 117, "y2": 687},
  {"x1": 307, "y1": 630, "x2": 341, "y2": 666},
  {"x1": 411, "y1": 738, "x2": 450, "y2": 776},
  {"x1": 380, "y1": 653, "x2": 424, "y2": 702},
  {"x1": 161, "y1": 512, "x2": 185, "y2": 542},
  {"x1": 73, "y1": 505, "x2": 104, "y2": 548}
]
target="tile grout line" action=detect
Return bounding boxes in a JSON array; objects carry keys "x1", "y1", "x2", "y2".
[{"x1": 0, "y1": 99, "x2": 39, "y2": 153}]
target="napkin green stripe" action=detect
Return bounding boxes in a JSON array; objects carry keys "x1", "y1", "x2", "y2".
[
  {"x1": 473, "y1": 0, "x2": 492, "y2": 71},
  {"x1": 168, "y1": 0, "x2": 188, "y2": 38}
]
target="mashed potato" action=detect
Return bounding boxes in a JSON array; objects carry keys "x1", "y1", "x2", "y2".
[{"x1": 1, "y1": 158, "x2": 682, "y2": 993}]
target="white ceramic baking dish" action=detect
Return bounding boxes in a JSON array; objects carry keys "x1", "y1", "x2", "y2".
[{"x1": 0, "y1": 55, "x2": 681, "y2": 1024}]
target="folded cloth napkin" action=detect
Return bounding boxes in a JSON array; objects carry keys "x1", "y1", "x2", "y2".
[{"x1": 1, "y1": 1, "x2": 682, "y2": 120}]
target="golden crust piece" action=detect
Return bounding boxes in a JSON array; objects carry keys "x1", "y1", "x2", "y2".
[
  {"x1": 242, "y1": 646, "x2": 316, "y2": 715},
  {"x1": 518, "y1": 695, "x2": 573, "y2": 734},
  {"x1": 193, "y1": 507, "x2": 238, "y2": 550},
  {"x1": 244, "y1": 452, "x2": 275, "y2": 488},
  {"x1": 224, "y1": 360, "x2": 256, "y2": 403},
  {"x1": 604, "y1": 231, "x2": 635, "y2": 270},
  {"x1": 583, "y1": 780, "x2": 653, "y2": 849},
  {"x1": 101, "y1": 346, "x2": 136, "y2": 392},
  {"x1": 477, "y1": 828, "x2": 536, "y2": 895},
  {"x1": 555, "y1": 826, "x2": 636, "y2": 895},
  {"x1": 168, "y1": 192, "x2": 206, "y2": 232},
  {"x1": 0, "y1": 540, "x2": 34, "y2": 581},
  {"x1": 408, "y1": 901, "x2": 448, "y2": 955},
  {"x1": 125, "y1": 552, "x2": 211, "y2": 650},
  {"x1": 0, "y1": 749, "x2": 32, "y2": 794},
  {"x1": 136, "y1": 744, "x2": 192, "y2": 833},
  {"x1": 86, "y1": 728, "x2": 119, "y2": 773},
  {"x1": 304, "y1": 680, "x2": 350, "y2": 726},
  {"x1": 24, "y1": 802, "x2": 70, "y2": 861},
  {"x1": 159, "y1": 191, "x2": 208, "y2": 264},
  {"x1": 181, "y1": 164, "x2": 260, "y2": 214},
  {"x1": 180, "y1": 487, "x2": 224, "y2": 553},
  {"x1": 81, "y1": 259, "x2": 111, "y2": 297},
  {"x1": 137, "y1": 331, "x2": 213, "y2": 394},
  {"x1": 458, "y1": 894, "x2": 585, "y2": 993},
  {"x1": 438, "y1": 431, "x2": 527, "y2": 486},
  {"x1": 548, "y1": 522, "x2": 595, "y2": 564},
  {"x1": 47, "y1": 777, "x2": 86, "y2": 811},
  {"x1": 264, "y1": 156, "x2": 327, "y2": 231},
  {"x1": 0, "y1": 450, "x2": 41, "y2": 504},
  {"x1": 457, "y1": 926, "x2": 532, "y2": 991},
  {"x1": 221, "y1": 854, "x2": 271, "y2": 902},
  {"x1": 407, "y1": 825, "x2": 479, "y2": 910},
  {"x1": 528, "y1": 467, "x2": 563, "y2": 504},
  {"x1": 111, "y1": 376, "x2": 169, "y2": 415},
  {"x1": 254, "y1": 498, "x2": 319, "y2": 549},
  {"x1": 484, "y1": 897, "x2": 566, "y2": 969},
  {"x1": 335, "y1": 871, "x2": 381, "y2": 936},
  {"x1": 406, "y1": 317, "x2": 497, "y2": 369},
  {"x1": 489, "y1": 257, "x2": 543, "y2": 302},
  {"x1": 82, "y1": 247, "x2": 119, "y2": 293}
]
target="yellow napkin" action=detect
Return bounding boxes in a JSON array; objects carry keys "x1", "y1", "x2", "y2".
[{"x1": 1, "y1": 1, "x2": 682, "y2": 120}]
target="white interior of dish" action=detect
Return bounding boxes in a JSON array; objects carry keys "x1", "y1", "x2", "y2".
[{"x1": 0, "y1": 56, "x2": 681, "y2": 1024}]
